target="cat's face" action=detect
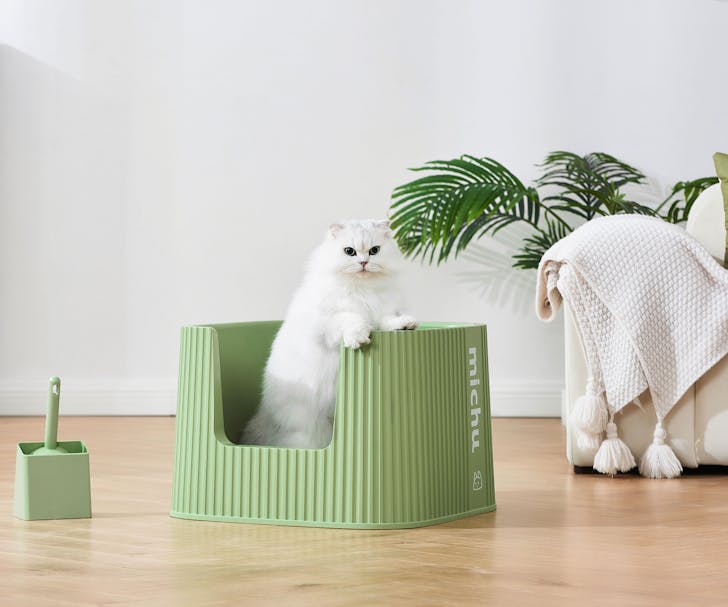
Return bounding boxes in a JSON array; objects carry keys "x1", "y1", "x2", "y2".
[{"x1": 319, "y1": 219, "x2": 399, "y2": 278}]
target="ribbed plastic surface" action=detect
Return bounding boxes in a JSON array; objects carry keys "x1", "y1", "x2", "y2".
[{"x1": 171, "y1": 321, "x2": 495, "y2": 528}]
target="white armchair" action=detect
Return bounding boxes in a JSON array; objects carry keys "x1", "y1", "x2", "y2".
[{"x1": 564, "y1": 184, "x2": 728, "y2": 470}]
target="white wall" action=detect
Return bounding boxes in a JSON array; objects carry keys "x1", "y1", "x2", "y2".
[{"x1": 1, "y1": 0, "x2": 727, "y2": 416}]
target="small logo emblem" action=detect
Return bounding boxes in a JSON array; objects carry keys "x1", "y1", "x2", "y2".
[{"x1": 472, "y1": 470, "x2": 483, "y2": 491}]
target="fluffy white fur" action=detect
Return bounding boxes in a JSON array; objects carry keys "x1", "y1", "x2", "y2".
[{"x1": 241, "y1": 219, "x2": 417, "y2": 449}]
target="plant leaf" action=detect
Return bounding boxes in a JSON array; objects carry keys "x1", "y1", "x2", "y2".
[
  {"x1": 537, "y1": 151, "x2": 645, "y2": 220},
  {"x1": 658, "y1": 177, "x2": 719, "y2": 223},
  {"x1": 390, "y1": 155, "x2": 540, "y2": 264}
]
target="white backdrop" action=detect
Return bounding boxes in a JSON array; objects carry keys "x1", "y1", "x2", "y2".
[{"x1": 1, "y1": 0, "x2": 727, "y2": 416}]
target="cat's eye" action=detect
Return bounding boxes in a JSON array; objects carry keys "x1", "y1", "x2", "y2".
[
  {"x1": 369, "y1": 246, "x2": 380, "y2": 255},
  {"x1": 344, "y1": 247, "x2": 356, "y2": 256}
]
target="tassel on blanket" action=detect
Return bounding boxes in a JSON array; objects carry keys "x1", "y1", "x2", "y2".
[
  {"x1": 571, "y1": 378, "x2": 608, "y2": 440},
  {"x1": 575, "y1": 430, "x2": 601, "y2": 451},
  {"x1": 638, "y1": 421, "x2": 683, "y2": 479},
  {"x1": 593, "y1": 419, "x2": 636, "y2": 476}
]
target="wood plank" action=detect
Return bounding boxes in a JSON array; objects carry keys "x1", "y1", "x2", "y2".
[{"x1": 2, "y1": 417, "x2": 727, "y2": 606}]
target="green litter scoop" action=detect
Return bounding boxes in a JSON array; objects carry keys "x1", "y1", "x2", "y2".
[{"x1": 13, "y1": 377, "x2": 92, "y2": 520}]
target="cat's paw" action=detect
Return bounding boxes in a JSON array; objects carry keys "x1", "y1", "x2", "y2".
[
  {"x1": 381, "y1": 315, "x2": 418, "y2": 331},
  {"x1": 342, "y1": 325, "x2": 371, "y2": 349},
  {"x1": 396, "y1": 315, "x2": 418, "y2": 331}
]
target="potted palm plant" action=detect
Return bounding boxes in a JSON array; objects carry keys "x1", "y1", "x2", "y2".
[{"x1": 389, "y1": 151, "x2": 717, "y2": 270}]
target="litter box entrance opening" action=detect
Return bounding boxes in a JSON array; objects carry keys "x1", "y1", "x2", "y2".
[
  {"x1": 210, "y1": 321, "x2": 483, "y2": 446},
  {"x1": 212, "y1": 321, "x2": 282, "y2": 444}
]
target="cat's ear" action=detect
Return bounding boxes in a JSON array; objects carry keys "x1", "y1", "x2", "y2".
[
  {"x1": 328, "y1": 223, "x2": 345, "y2": 238},
  {"x1": 375, "y1": 219, "x2": 393, "y2": 237}
]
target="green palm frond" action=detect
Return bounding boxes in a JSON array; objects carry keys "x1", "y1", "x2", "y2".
[
  {"x1": 390, "y1": 155, "x2": 540, "y2": 264},
  {"x1": 390, "y1": 150, "x2": 718, "y2": 271},
  {"x1": 537, "y1": 151, "x2": 647, "y2": 219},
  {"x1": 657, "y1": 177, "x2": 719, "y2": 224},
  {"x1": 512, "y1": 219, "x2": 570, "y2": 270}
]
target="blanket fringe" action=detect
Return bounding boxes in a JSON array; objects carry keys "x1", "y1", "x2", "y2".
[
  {"x1": 575, "y1": 429, "x2": 602, "y2": 451},
  {"x1": 593, "y1": 420, "x2": 636, "y2": 476},
  {"x1": 571, "y1": 379, "x2": 608, "y2": 435},
  {"x1": 638, "y1": 421, "x2": 683, "y2": 479}
]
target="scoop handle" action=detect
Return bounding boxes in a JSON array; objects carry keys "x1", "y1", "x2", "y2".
[{"x1": 45, "y1": 377, "x2": 61, "y2": 450}]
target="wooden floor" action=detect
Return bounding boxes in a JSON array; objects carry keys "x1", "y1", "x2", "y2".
[{"x1": 2, "y1": 417, "x2": 728, "y2": 606}]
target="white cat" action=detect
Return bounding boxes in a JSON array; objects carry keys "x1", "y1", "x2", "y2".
[{"x1": 241, "y1": 219, "x2": 417, "y2": 449}]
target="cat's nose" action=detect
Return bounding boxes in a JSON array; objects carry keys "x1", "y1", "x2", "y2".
[{"x1": 360, "y1": 261, "x2": 368, "y2": 268}]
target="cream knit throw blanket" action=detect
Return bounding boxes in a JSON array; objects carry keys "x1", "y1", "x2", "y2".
[{"x1": 536, "y1": 215, "x2": 728, "y2": 478}]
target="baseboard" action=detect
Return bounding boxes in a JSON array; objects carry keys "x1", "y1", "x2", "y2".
[
  {"x1": 0, "y1": 380, "x2": 177, "y2": 416},
  {"x1": 0, "y1": 379, "x2": 563, "y2": 417},
  {"x1": 489, "y1": 381, "x2": 563, "y2": 417}
]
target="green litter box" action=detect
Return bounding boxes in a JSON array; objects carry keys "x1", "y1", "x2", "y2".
[{"x1": 171, "y1": 321, "x2": 495, "y2": 528}]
